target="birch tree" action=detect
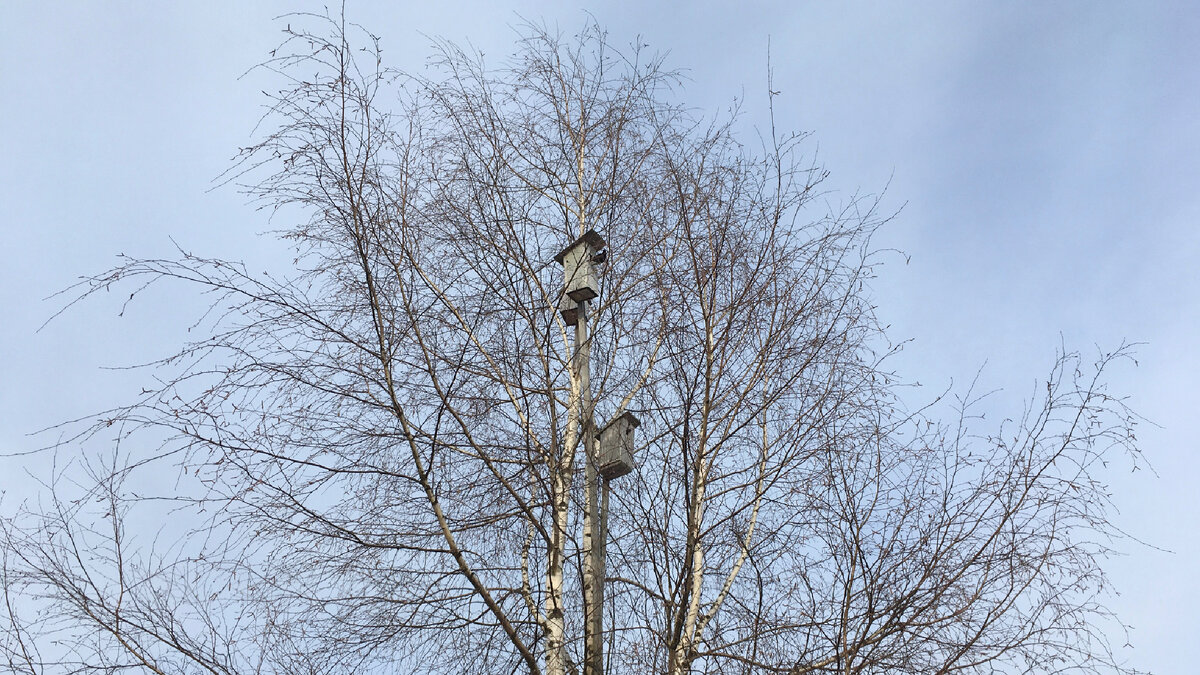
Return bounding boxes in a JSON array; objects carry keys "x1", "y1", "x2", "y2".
[{"x1": 1, "y1": 13, "x2": 1142, "y2": 675}]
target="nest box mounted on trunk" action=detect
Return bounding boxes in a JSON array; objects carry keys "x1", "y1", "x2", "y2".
[
  {"x1": 554, "y1": 229, "x2": 606, "y2": 324},
  {"x1": 597, "y1": 411, "x2": 639, "y2": 480}
]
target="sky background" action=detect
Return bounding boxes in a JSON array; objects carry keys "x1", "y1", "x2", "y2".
[{"x1": 2, "y1": 2, "x2": 1197, "y2": 672}]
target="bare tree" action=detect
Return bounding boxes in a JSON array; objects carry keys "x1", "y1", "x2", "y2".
[{"x1": 1, "y1": 12, "x2": 1142, "y2": 675}]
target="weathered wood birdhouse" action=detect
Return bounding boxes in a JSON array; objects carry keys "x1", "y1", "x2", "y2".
[
  {"x1": 597, "y1": 411, "x2": 639, "y2": 480},
  {"x1": 557, "y1": 293, "x2": 581, "y2": 326},
  {"x1": 554, "y1": 230, "x2": 606, "y2": 324}
]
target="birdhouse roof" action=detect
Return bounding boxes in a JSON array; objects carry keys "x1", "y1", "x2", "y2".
[
  {"x1": 601, "y1": 410, "x2": 640, "y2": 431},
  {"x1": 553, "y1": 229, "x2": 607, "y2": 264}
]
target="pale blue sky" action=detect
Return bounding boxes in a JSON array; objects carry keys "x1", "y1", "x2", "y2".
[{"x1": 2, "y1": 2, "x2": 1197, "y2": 672}]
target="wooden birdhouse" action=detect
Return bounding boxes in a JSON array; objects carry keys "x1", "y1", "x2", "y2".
[
  {"x1": 558, "y1": 293, "x2": 580, "y2": 326},
  {"x1": 597, "y1": 411, "x2": 639, "y2": 480},
  {"x1": 554, "y1": 229, "x2": 606, "y2": 306}
]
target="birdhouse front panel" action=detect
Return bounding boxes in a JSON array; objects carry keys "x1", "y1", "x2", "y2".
[{"x1": 562, "y1": 244, "x2": 598, "y2": 302}]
